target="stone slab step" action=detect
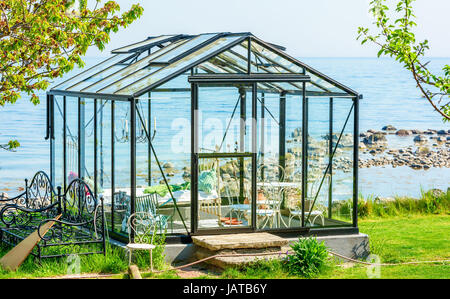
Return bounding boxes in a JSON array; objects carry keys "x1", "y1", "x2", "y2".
[
  {"x1": 195, "y1": 250, "x2": 284, "y2": 269},
  {"x1": 192, "y1": 233, "x2": 288, "y2": 251}
]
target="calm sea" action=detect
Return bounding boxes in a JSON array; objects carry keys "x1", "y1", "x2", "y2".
[{"x1": 0, "y1": 57, "x2": 449, "y2": 198}]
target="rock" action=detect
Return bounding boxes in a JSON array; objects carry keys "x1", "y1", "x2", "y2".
[
  {"x1": 0, "y1": 192, "x2": 8, "y2": 199},
  {"x1": 382, "y1": 125, "x2": 397, "y2": 131},
  {"x1": 437, "y1": 130, "x2": 447, "y2": 135},
  {"x1": 412, "y1": 129, "x2": 424, "y2": 134},
  {"x1": 396, "y1": 129, "x2": 412, "y2": 136},
  {"x1": 416, "y1": 147, "x2": 430, "y2": 155},
  {"x1": 413, "y1": 135, "x2": 427, "y2": 143},
  {"x1": 359, "y1": 142, "x2": 366, "y2": 149},
  {"x1": 364, "y1": 132, "x2": 387, "y2": 145},
  {"x1": 437, "y1": 136, "x2": 446, "y2": 142},
  {"x1": 163, "y1": 162, "x2": 174, "y2": 169},
  {"x1": 374, "y1": 196, "x2": 395, "y2": 203},
  {"x1": 427, "y1": 188, "x2": 444, "y2": 197}
]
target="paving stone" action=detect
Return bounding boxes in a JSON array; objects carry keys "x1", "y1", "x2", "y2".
[{"x1": 192, "y1": 233, "x2": 288, "y2": 251}]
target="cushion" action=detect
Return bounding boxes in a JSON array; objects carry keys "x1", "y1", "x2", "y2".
[{"x1": 198, "y1": 169, "x2": 217, "y2": 194}]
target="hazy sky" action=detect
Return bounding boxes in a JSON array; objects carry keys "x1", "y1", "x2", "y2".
[{"x1": 86, "y1": 0, "x2": 450, "y2": 58}]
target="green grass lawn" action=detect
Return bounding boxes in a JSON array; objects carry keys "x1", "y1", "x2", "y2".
[
  {"x1": 217, "y1": 214, "x2": 450, "y2": 279},
  {"x1": 0, "y1": 214, "x2": 448, "y2": 279},
  {"x1": 319, "y1": 214, "x2": 449, "y2": 279}
]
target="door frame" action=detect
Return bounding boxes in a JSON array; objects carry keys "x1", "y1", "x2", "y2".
[{"x1": 189, "y1": 74, "x2": 310, "y2": 235}]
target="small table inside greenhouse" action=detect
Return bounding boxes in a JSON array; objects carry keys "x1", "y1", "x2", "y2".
[
  {"x1": 256, "y1": 181, "x2": 299, "y2": 228},
  {"x1": 100, "y1": 188, "x2": 218, "y2": 207}
]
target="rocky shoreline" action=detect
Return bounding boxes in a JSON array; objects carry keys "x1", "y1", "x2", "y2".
[{"x1": 359, "y1": 127, "x2": 450, "y2": 170}]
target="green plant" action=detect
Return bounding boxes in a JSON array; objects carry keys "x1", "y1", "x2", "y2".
[
  {"x1": 357, "y1": 0, "x2": 450, "y2": 121},
  {"x1": 0, "y1": 0, "x2": 144, "y2": 149},
  {"x1": 133, "y1": 231, "x2": 168, "y2": 271},
  {"x1": 285, "y1": 237, "x2": 329, "y2": 278}
]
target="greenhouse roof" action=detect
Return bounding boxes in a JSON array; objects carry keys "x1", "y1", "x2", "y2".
[{"x1": 50, "y1": 32, "x2": 359, "y2": 100}]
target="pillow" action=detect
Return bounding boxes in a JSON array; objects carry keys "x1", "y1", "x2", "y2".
[{"x1": 198, "y1": 169, "x2": 217, "y2": 194}]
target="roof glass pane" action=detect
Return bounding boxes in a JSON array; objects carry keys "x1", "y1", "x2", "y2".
[
  {"x1": 151, "y1": 33, "x2": 218, "y2": 63},
  {"x1": 306, "y1": 71, "x2": 345, "y2": 93},
  {"x1": 112, "y1": 35, "x2": 245, "y2": 95},
  {"x1": 112, "y1": 35, "x2": 175, "y2": 53},
  {"x1": 198, "y1": 61, "x2": 237, "y2": 74},
  {"x1": 247, "y1": 42, "x2": 304, "y2": 74},
  {"x1": 81, "y1": 39, "x2": 187, "y2": 93},
  {"x1": 216, "y1": 51, "x2": 247, "y2": 73},
  {"x1": 52, "y1": 53, "x2": 136, "y2": 91}
]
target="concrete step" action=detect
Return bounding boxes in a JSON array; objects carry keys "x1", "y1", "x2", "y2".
[
  {"x1": 192, "y1": 232, "x2": 288, "y2": 251},
  {"x1": 191, "y1": 232, "x2": 288, "y2": 269}
]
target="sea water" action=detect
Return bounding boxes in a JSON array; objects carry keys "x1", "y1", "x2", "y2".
[{"x1": 0, "y1": 57, "x2": 448, "y2": 198}]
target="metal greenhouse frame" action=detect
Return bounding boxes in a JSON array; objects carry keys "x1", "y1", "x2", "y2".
[{"x1": 47, "y1": 32, "x2": 362, "y2": 243}]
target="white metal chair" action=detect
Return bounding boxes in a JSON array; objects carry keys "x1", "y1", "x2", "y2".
[
  {"x1": 287, "y1": 198, "x2": 325, "y2": 227},
  {"x1": 126, "y1": 212, "x2": 157, "y2": 271}
]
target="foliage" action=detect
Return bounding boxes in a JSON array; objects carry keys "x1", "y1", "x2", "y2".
[
  {"x1": 221, "y1": 258, "x2": 294, "y2": 279},
  {"x1": 357, "y1": 0, "x2": 450, "y2": 121},
  {"x1": 0, "y1": 232, "x2": 169, "y2": 278},
  {"x1": 0, "y1": 0, "x2": 143, "y2": 149},
  {"x1": 285, "y1": 237, "x2": 329, "y2": 278},
  {"x1": 0, "y1": 138, "x2": 19, "y2": 151},
  {"x1": 0, "y1": 0, "x2": 143, "y2": 106},
  {"x1": 334, "y1": 188, "x2": 449, "y2": 219}
]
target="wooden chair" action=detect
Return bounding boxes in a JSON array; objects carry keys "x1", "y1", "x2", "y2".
[{"x1": 126, "y1": 212, "x2": 157, "y2": 271}]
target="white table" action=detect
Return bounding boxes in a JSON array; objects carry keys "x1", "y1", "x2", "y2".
[{"x1": 100, "y1": 188, "x2": 218, "y2": 207}]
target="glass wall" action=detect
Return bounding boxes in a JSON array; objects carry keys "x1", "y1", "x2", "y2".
[
  {"x1": 113, "y1": 100, "x2": 131, "y2": 234},
  {"x1": 79, "y1": 98, "x2": 95, "y2": 189},
  {"x1": 66, "y1": 97, "x2": 78, "y2": 186},
  {"x1": 97, "y1": 99, "x2": 112, "y2": 231},
  {"x1": 53, "y1": 96, "x2": 64, "y2": 188},
  {"x1": 307, "y1": 97, "x2": 330, "y2": 227},
  {"x1": 331, "y1": 99, "x2": 354, "y2": 224}
]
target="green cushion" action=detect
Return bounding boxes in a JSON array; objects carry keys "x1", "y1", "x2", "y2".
[{"x1": 198, "y1": 169, "x2": 217, "y2": 194}]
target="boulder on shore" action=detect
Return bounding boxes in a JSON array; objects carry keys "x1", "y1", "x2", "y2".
[
  {"x1": 396, "y1": 129, "x2": 412, "y2": 136},
  {"x1": 413, "y1": 135, "x2": 427, "y2": 143},
  {"x1": 382, "y1": 125, "x2": 397, "y2": 131},
  {"x1": 364, "y1": 132, "x2": 387, "y2": 145}
]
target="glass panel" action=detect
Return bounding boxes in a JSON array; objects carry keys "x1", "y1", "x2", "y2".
[
  {"x1": 151, "y1": 33, "x2": 218, "y2": 63},
  {"x1": 53, "y1": 96, "x2": 64, "y2": 188},
  {"x1": 97, "y1": 100, "x2": 112, "y2": 231},
  {"x1": 66, "y1": 97, "x2": 78, "y2": 185},
  {"x1": 198, "y1": 156, "x2": 253, "y2": 230},
  {"x1": 136, "y1": 99, "x2": 149, "y2": 188},
  {"x1": 255, "y1": 91, "x2": 279, "y2": 230},
  {"x1": 79, "y1": 99, "x2": 95, "y2": 191},
  {"x1": 306, "y1": 71, "x2": 345, "y2": 93},
  {"x1": 196, "y1": 83, "x2": 254, "y2": 231},
  {"x1": 331, "y1": 99, "x2": 354, "y2": 224},
  {"x1": 53, "y1": 53, "x2": 136, "y2": 91},
  {"x1": 246, "y1": 41, "x2": 304, "y2": 74},
  {"x1": 82, "y1": 39, "x2": 187, "y2": 93},
  {"x1": 113, "y1": 35, "x2": 244, "y2": 95},
  {"x1": 307, "y1": 98, "x2": 330, "y2": 227},
  {"x1": 112, "y1": 35, "x2": 175, "y2": 53},
  {"x1": 130, "y1": 84, "x2": 192, "y2": 235},
  {"x1": 197, "y1": 60, "x2": 237, "y2": 74},
  {"x1": 113, "y1": 100, "x2": 131, "y2": 234}
]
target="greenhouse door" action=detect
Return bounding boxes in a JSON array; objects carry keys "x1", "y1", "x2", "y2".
[{"x1": 191, "y1": 82, "x2": 257, "y2": 234}]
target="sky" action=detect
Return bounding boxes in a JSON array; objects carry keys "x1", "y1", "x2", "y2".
[{"x1": 86, "y1": 0, "x2": 450, "y2": 58}]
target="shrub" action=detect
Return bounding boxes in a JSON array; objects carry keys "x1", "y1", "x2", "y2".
[{"x1": 285, "y1": 237, "x2": 328, "y2": 278}]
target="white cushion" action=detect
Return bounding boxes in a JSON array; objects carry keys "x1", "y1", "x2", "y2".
[{"x1": 126, "y1": 243, "x2": 156, "y2": 250}]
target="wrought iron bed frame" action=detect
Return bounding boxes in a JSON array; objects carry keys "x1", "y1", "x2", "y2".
[{"x1": 0, "y1": 171, "x2": 106, "y2": 261}]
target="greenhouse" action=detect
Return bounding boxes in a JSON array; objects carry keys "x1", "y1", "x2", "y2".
[{"x1": 46, "y1": 32, "x2": 361, "y2": 242}]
